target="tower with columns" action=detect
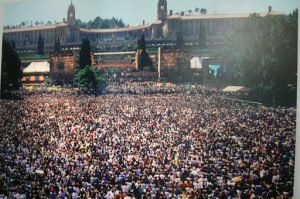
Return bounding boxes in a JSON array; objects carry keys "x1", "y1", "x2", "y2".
[
  {"x1": 157, "y1": 0, "x2": 168, "y2": 23},
  {"x1": 67, "y1": 0, "x2": 76, "y2": 27}
]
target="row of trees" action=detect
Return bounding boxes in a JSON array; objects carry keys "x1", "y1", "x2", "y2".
[
  {"x1": 76, "y1": 17, "x2": 127, "y2": 29},
  {"x1": 4, "y1": 20, "x2": 54, "y2": 29},
  {"x1": 189, "y1": 8, "x2": 207, "y2": 15},
  {"x1": 4, "y1": 17, "x2": 127, "y2": 30},
  {"x1": 174, "y1": 8, "x2": 207, "y2": 17},
  {"x1": 221, "y1": 10, "x2": 298, "y2": 106}
]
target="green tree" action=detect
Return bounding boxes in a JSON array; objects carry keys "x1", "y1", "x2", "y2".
[
  {"x1": 198, "y1": 24, "x2": 206, "y2": 48},
  {"x1": 137, "y1": 34, "x2": 146, "y2": 50},
  {"x1": 139, "y1": 50, "x2": 153, "y2": 71},
  {"x1": 38, "y1": 34, "x2": 44, "y2": 55},
  {"x1": 20, "y1": 21, "x2": 25, "y2": 27},
  {"x1": 222, "y1": 10, "x2": 298, "y2": 106},
  {"x1": 176, "y1": 31, "x2": 185, "y2": 49},
  {"x1": 79, "y1": 38, "x2": 92, "y2": 69},
  {"x1": 137, "y1": 34, "x2": 153, "y2": 71},
  {"x1": 45, "y1": 77, "x2": 54, "y2": 86},
  {"x1": 76, "y1": 17, "x2": 127, "y2": 29},
  {"x1": 54, "y1": 37, "x2": 61, "y2": 53},
  {"x1": 200, "y1": 8, "x2": 207, "y2": 15},
  {"x1": 11, "y1": 40, "x2": 16, "y2": 49},
  {"x1": 1, "y1": 38, "x2": 22, "y2": 94},
  {"x1": 74, "y1": 66, "x2": 106, "y2": 94}
]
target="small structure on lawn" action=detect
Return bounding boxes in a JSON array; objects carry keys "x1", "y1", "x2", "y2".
[
  {"x1": 223, "y1": 86, "x2": 248, "y2": 92},
  {"x1": 22, "y1": 62, "x2": 50, "y2": 83}
]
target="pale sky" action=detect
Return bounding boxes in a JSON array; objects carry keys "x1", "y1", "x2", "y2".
[{"x1": 3, "y1": 0, "x2": 299, "y2": 26}]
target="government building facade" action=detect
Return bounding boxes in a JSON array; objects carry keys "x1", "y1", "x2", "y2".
[{"x1": 3, "y1": 0, "x2": 282, "y2": 52}]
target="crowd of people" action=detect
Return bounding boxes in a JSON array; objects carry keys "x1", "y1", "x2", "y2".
[
  {"x1": 0, "y1": 86, "x2": 296, "y2": 198},
  {"x1": 105, "y1": 83, "x2": 207, "y2": 95}
]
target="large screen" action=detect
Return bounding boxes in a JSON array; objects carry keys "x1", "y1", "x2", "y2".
[{"x1": 209, "y1": 64, "x2": 227, "y2": 78}]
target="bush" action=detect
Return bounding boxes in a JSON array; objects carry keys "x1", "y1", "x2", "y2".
[{"x1": 74, "y1": 65, "x2": 106, "y2": 94}]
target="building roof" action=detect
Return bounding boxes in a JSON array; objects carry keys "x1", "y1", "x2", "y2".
[
  {"x1": 79, "y1": 24, "x2": 152, "y2": 33},
  {"x1": 23, "y1": 62, "x2": 50, "y2": 74},
  {"x1": 152, "y1": 20, "x2": 163, "y2": 25},
  {"x1": 4, "y1": 23, "x2": 67, "y2": 33},
  {"x1": 169, "y1": 11, "x2": 283, "y2": 20},
  {"x1": 168, "y1": 16, "x2": 182, "y2": 20}
]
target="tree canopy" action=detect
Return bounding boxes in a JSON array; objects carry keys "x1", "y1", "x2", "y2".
[
  {"x1": 76, "y1": 17, "x2": 127, "y2": 29},
  {"x1": 1, "y1": 38, "x2": 22, "y2": 93},
  {"x1": 79, "y1": 38, "x2": 92, "y2": 69},
  {"x1": 54, "y1": 37, "x2": 61, "y2": 53},
  {"x1": 38, "y1": 34, "x2": 44, "y2": 55},
  {"x1": 4, "y1": 17, "x2": 127, "y2": 29},
  {"x1": 221, "y1": 10, "x2": 298, "y2": 106},
  {"x1": 74, "y1": 66, "x2": 106, "y2": 94},
  {"x1": 137, "y1": 34, "x2": 154, "y2": 71},
  {"x1": 198, "y1": 24, "x2": 206, "y2": 48},
  {"x1": 176, "y1": 31, "x2": 185, "y2": 49},
  {"x1": 200, "y1": 8, "x2": 207, "y2": 15},
  {"x1": 137, "y1": 34, "x2": 146, "y2": 50},
  {"x1": 139, "y1": 50, "x2": 153, "y2": 71}
]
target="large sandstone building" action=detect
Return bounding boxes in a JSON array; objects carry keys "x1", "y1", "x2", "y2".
[{"x1": 3, "y1": 0, "x2": 282, "y2": 52}]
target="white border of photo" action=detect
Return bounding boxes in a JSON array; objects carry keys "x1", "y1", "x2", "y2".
[
  {"x1": 0, "y1": 0, "x2": 3, "y2": 97},
  {"x1": 295, "y1": 0, "x2": 300, "y2": 197},
  {"x1": 0, "y1": 0, "x2": 299, "y2": 198}
]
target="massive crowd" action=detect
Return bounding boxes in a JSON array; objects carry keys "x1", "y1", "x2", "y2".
[
  {"x1": 0, "y1": 87, "x2": 296, "y2": 199},
  {"x1": 104, "y1": 83, "x2": 205, "y2": 95}
]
